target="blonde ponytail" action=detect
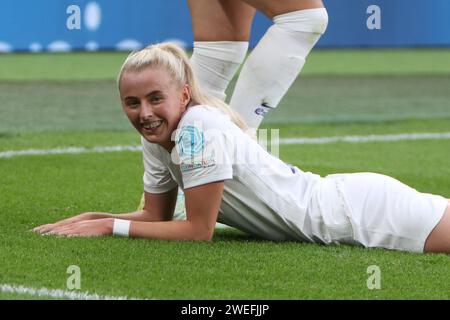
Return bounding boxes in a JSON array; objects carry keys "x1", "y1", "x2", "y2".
[{"x1": 118, "y1": 42, "x2": 250, "y2": 134}]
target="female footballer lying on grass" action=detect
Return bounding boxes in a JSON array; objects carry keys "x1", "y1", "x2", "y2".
[{"x1": 33, "y1": 43, "x2": 450, "y2": 253}]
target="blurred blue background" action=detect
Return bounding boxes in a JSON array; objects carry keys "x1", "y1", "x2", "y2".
[{"x1": 1, "y1": 0, "x2": 449, "y2": 52}]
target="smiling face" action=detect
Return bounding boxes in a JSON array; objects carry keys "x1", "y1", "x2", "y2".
[{"x1": 119, "y1": 66, "x2": 191, "y2": 150}]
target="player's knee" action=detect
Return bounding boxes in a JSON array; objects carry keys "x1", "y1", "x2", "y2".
[
  {"x1": 273, "y1": 7, "x2": 328, "y2": 35},
  {"x1": 245, "y1": 0, "x2": 325, "y2": 19}
]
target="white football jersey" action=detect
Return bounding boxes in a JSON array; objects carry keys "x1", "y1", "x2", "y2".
[{"x1": 142, "y1": 105, "x2": 326, "y2": 242}]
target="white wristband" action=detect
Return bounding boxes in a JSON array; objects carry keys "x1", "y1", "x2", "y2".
[{"x1": 113, "y1": 219, "x2": 131, "y2": 237}]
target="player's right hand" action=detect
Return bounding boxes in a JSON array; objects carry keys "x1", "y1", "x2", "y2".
[{"x1": 32, "y1": 212, "x2": 95, "y2": 234}]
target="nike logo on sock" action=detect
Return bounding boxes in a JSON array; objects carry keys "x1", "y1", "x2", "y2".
[{"x1": 254, "y1": 102, "x2": 274, "y2": 116}]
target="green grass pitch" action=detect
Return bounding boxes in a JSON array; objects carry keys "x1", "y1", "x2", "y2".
[{"x1": 0, "y1": 49, "x2": 449, "y2": 299}]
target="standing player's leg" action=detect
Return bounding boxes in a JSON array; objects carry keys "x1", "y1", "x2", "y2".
[
  {"x1": 188, "y1": 0, "x2": 255, "y2": 100},
  {"x1": 229, "y1": 0, "x2": 328, "y2": 132},
  {"x1": 137, "y1": 1, "x2": 256, "y2": 218},
  {"x1": 176, "y1": 0, "x2": 254, "y2": 221},
  {"x1": 169, "y1": 1, "x2": 254, "y2": 221}
]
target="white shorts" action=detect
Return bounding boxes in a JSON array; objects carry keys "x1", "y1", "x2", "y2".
[{"x1": 317, "y1": 172, "x2": 448, "y2": 253}]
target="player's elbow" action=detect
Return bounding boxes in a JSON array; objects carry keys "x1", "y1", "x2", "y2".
[{"x1": 191, "y1": 227, "x2": 214, "y2": 242}]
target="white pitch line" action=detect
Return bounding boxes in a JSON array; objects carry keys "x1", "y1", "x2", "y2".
[
  {"x1": 279, "y1": 132, "x2": 450, "y2": 145},
  {"x1": 0, "y1": 145, "x2": 142, "y2": 159},
  {"x1": 1, "y1": 132, "x2": 449, "y2": 159},
  {"x1": 0, "y1": 283, "x2": 141, "y2": 300}
]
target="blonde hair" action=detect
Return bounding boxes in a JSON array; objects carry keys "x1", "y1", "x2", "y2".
[{"x1": 118, "y1": 42, "x2": 250, "y2": 133}]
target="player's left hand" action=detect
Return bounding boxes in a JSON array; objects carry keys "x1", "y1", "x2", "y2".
[{"x1": 43, "y1": 218, "x2": 114, "y2": 237}]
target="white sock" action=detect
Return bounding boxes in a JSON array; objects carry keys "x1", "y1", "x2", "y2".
[
  {"x1": 229, "y1": 8, "x2": 329, "y2": 129},
  {"x1": 190, "y1": 41, "x2": 249, "y2": 101}
]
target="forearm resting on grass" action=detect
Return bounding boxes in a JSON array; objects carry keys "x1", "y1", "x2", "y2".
[
  {"x1": 33, "y1": 182, "x2": 224, "y2": 241},
  {"x1": 32, "y1": 188, "x2": 178, "y2": 234}
]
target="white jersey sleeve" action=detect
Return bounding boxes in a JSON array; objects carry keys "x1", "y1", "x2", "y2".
[
  {"x1": 175, "y1": 106, "x2": 233, "y2": 189},
  {"x1": 142, "y1": 137, "x2": 178, "y2": 194}
]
